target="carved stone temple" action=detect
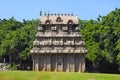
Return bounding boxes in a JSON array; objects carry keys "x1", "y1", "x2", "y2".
[{"x1": 30, "y1": 12, "x2": 87, "y2": 72}]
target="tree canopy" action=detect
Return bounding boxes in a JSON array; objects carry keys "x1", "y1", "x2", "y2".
[
  {"x1": 0, "y1": 18, "x2": 39, "y2": 62},
  {"x1": 80, "y1": 8, "x2": 120, "y2": 72}
]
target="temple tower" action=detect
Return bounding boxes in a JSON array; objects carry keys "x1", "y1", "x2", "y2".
[{"x1": 30, "y1": 13, "x2": 87, "y2": 72}]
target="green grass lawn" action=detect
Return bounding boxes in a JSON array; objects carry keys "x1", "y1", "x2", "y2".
[{"x1": 0, "y1": 71, "x2": 120, "y2": 80}]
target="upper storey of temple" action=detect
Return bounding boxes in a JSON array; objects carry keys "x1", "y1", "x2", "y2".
[{"x1": 40, "y1": 12, "x2": 79, "y2": 25}]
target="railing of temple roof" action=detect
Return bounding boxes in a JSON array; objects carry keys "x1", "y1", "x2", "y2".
[
  {"x1": 35, "y1": 33, "x2": 82, "y2": 37},
  {"x1": 38, "y1": 26, "x2": 80, "y2": 31},
  {"x1": 31, "y1": 49, "x2": 87, "y2": 54},
  {"x1": 40, "y1": 12, "x2": 74, "y2": 16},
  {"x1": 33, "y1": 40, "x2": 85, "y2": 46}
]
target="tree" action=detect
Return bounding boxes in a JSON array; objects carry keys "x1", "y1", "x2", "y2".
[{"x1": 80, "y1": 8, "x2": 120, "y2": 72}]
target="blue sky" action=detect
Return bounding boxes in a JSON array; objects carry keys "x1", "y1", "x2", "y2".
[{"x1": 0, "y1": 0, "x2": 120, "y2": 21}]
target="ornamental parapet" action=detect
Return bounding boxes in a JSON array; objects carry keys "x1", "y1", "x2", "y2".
[
  {"x1": 35, "y1": 33, "x2": 82, "y2": 37},
  {"x1": 30, "y1": 49, "x2": 87, "y2": 54},
  {"x1": 33, "y1": 40, "x2": 85, "y2": 46}
]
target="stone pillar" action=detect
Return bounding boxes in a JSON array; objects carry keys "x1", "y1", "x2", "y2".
[
  {"x1": 38, "y1": 55, "x2": 40, "y2": 71},
  {"x1": 63, "y1": 54, "x2": 69, "y2": 72},
  {"x1": 46, "y1": 54, "x2": 51, "y2": 71},
  {"x1": 81, "y1": 54, "x2": 85, "y2": 72},
  {"x1": 67, "y1": 54, "x2": 70, "y2": 72},
  {"x1": 57, "y1": 54, "x2": 63, "y2": 72},
  {"x1": 35, "y1": 54, "x2": 39, "y2": 71},
  {"x1": 75, "y1": 54, "x2": 79, "y2": 72},
  {"x1": 69, "y1": 54, "x2": 75, "y2": 72},
  {"x1": 32, "y1": 54, "x2": 35, "y2": 71},
  {"x1": 39, "y1": 54, "x2": 44, "y2": 71},
  {"x1": 79, "y1": 54, "x2": 82, "y2": 72},
  {"x1": 61, "y1": 54, "x2": 63, "y2": 71},
  {"x1": 51, "y1": 54, "x2": 56, "y2": 71},
  {"x1": 55, "y1": 54, "x2": 57, "y2": 72},
  {"x1": 43, "y1": 54, "x2": 46, "y2": 71}
]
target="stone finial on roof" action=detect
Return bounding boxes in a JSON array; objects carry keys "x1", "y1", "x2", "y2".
[
  {"x1": 44, "y1": 12, "x2": 46, "y2": 16},
  {"x1": 40, "y1": 11, "x2": 42, "y2": 16},
  {"x1": 48, "y1": 12, "x2": 50, "y2": 16}
]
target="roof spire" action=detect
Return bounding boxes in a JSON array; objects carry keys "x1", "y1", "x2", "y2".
[
  {"x1": 47, "y1": 12, "x2": 49, "y2": 20},
  {"x1": 44, "y1": 12, "x2": 46, "y2": 16},
  {"x1": 48, "y1": 12, "x2": 50, "y2": 16},
  {"x1": 40, "y1": 11, "x2": 42, "y2": 16}
]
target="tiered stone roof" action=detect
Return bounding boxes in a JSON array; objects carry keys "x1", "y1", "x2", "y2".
[{"x1": 30, "y1": 13, "x2": 87, "y2": 54}]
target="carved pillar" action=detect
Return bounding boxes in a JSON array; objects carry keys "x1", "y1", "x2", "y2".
[
  {"x1": 79, "y1": 54, "x2": 82, "y2": 72},
  {"x1": 39, "y1": 54, "x2": 44, "y2": 71},
  {"x1": 81, "y1": 54, "x2": 85, "y2": 72},
  {"x1": 35, "y1": 54, "x2": 39, "y2": 71},
  {"x1": 69, "y1": 54, "x2": 75, "y2": 72},
  {"x1": 57, "y1": 54, "x2": 63, "y2": 72},
  {"x1": 46, "y1": 54, "x2": 51, "y2": 71},
  {"x1": 63, "y1": 54, "x2": 69, "y2": 72},
  {"x1": 55, "y1": 54, "x2": 57, "y2": 72},
  {"x1": 51, "y1": 54, "x2": 56, "y2": 71},
  {"x1": 32, "y1": 54, "x2": 35, "y2": 71},
  {"x1": 43, "y1": 54, "x2": 46, "y2": 71},
  {"x1": 67, "y1": 54, "x2": 70, "y2": 72},
  {"x1": 75, "y1": 54, "x2": 78, "y2": 72}
]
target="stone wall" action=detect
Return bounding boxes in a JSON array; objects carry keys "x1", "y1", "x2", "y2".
[{"x1": 33, "y1": 54, "x2": 85, "y2": 72}]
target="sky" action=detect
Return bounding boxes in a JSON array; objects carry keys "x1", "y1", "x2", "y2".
[{"x1": 0, "y1": 0, "x2": 120, "y2": 21}]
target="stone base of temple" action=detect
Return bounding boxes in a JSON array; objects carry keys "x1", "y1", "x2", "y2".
[{"x1": 32, "y1": 54, "x2": 85, "y2": 72}]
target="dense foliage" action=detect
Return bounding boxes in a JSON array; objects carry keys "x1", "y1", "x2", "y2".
[
  {"x1": 80, "y1": 8, "x2": 120, "y2": 72},
  {"x1": 0, "y1": 8, "x2": 120, "y2": 73},
  {"x1": 0, "y1": 17, "x2": 39, "y2": 62}
]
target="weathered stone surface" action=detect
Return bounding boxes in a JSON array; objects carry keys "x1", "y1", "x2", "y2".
[{"x1": 31, "y1": 13, "x2": 87, "y2": 72}]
